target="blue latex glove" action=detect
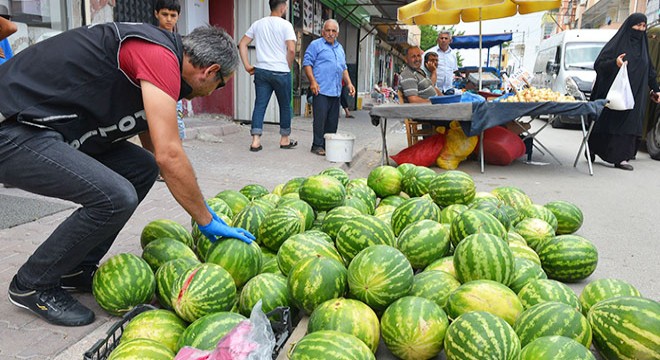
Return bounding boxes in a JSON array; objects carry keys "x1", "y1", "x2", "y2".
[{"x1": 199, "y1": 203, "x2": 255, "y2": 244}]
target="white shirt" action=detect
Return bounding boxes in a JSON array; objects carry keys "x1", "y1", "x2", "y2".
[
  {"x1": 425, "y1": 45, "x2": 458, "y2": 91},
  {"x1": 245, "y1": 16, "x2": 296, "y2": 73}
]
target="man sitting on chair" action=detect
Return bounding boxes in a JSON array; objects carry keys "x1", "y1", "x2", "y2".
[{"x1": 399, "y1": 46, "x2": 441, "y2": 103}]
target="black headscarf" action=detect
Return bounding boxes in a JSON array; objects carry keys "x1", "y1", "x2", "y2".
[{"x1": 591, "y1": 13, "x2": 651, "y2": 101}]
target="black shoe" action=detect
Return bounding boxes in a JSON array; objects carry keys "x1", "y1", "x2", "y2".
[
  {"x1": 61, "y1": 264, "x2": 97, "y2": 293},
  {"x1": 614, "y1": 162, "x2": 633, "y2": 171},
  {"x1": 310, "y1": 147, "x2": 326, "y2": 156},
  {"x1": 8, "y1": 276, "x2": 95, "y2": 326}
]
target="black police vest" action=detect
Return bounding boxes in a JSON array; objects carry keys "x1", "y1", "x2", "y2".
[{"x1": 0, "y1": 23, "x2": 188, "y2": 154}]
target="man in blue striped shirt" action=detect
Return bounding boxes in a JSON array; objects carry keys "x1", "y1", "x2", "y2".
[{"x1": 303, "y1": 19, "x2": 355, "y2": 156}]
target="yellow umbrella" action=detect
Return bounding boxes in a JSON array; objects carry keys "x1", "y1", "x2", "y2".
[{"x1": 398, "y1": 0, "x2": 561, "y2": 89}]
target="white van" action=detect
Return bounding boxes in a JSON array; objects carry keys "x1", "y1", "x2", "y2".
[{"x1": 532, "y1": 29, "x2": 617, "y2": 127}]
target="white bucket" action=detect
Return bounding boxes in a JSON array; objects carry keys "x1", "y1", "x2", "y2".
[{"x1": 324, "y1": 132, "x2": 355, "y2": 162}]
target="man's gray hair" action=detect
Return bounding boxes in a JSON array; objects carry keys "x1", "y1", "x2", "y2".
[
  {"x1": 324, "y1": 19, "x2": 339, "y2": 31},
  {"x1": 438, "y1": 30, "x2": 452, "y2": 39},
  {"x1": 182, "y1": 26, "x2": 238, "y2": 81}
]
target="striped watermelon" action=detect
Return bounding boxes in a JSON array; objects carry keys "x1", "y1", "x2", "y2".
[
  {"x1": 308, "y1": 298, "x2": 380, "y2": 353},
  {"x1": 446, "y1": 279, "x2": 523, "y2": 325},
  {"x1": 239, "y1": 183, "x2": 269, "y2": 200},
  {"x1": 277, "y1": 233, "x2": 344, "y2": 275},
  {"x1": 409, "y1": 270, "x2": 461, "y2": 310},
  {"x1": 279, "y1": 198, "x2": 316, "y2": 230},
  {"x1": 444, "y1": 311, "x2": 521, "y2": 360},
  {"x1": 205, "y1": 239, "x2": 263, "y2": 288},
  {"x1": 272, "y1": 183, "x2": 285, "y2": 196},
  {"x1": 107, "y1": 338, "x2": 174, "y2": 360},
  {"x1": 449, "y1": 209, "x2": 508, "y2": 247},
  {"x1": 140, "y1": 219, "x2": 194, "y2": 249},
  {"x1": 346, "y1": 182, "x2": 377, "y2": 215},
  {"x1": 373, "y1": 204, "x2": 396, "y2": 225},
  {"x1": 544, "y1": 200, "x2": 584, "y2": 235},
  {"x1": 289, "y1": 330, "x2": 375, "y2": 360},
  {"x1": 335, "y1": 214, "x2": 396, "y2": 263},
  {"x1": 257, "y1": 206, "x2": 305, "y2": 251},
  {"x1": 231, "y1": 202, "x2": 266, "y2": 240},
  {"x1": 121, "y1": 309, "x2": 187, "y2": 353},
  {"x1": 92, "y1": 253, "x2": 156, "y2": 316},
  {"x1": 260, "y1": 193, "x2": 281, "y2": 206},
  {"x1": 514, "y1": 301, "x2": 592, "y2": 348},
  {"x1": 507, "y1": 231, "x2": 528, "y2": 245},
  {"x1": 513, "y1": 218, "x2": 555, "y2": 251},
  {"x1": 491, "y1": 186, "x2": 533, "y2": 210},
  {"x1": 380, "y1": 296, "x2": 449, "y2": 360},
  {"x1": 155, "y1": 257, "x2": 200, "y2": 309},
  {"x1": 176, "y1": 311, "x2": 246, "y2": 350},
  {"x1": 391, "y1": 197, "x2": 441, "y2": 236},
  {"x1": 424, "y1": 256, "x2": 457, "y2": 278},
  {"x1": 508, "y1": 258, "x2": 547, "y2": 294},
  {"x1": 509, "y1": 242, "x2": 541, "y2": 265},
  {"x1": 378, "y1": 195, "x2": 407, "y2": 208},
  {"x1": 287, "y1": 256, "x2": 347, "y2": 314},
  {"x1": 320, "y1": 167, "x2": 350, "y2": 187},
  {"x1": 141, "y1": 237, "x2": 198, "y2": 272},
  {"x1": 579, "y1": 278, "x2": 642, "y2": 316},
  {"x1": 453, "y1": 233, "x2": 514, "y2": 285},
  {"x1": 215, "y1": 189, "x2": 250, "y2": 215},
  {"x1": 205, "y1": 197, "x2": 233, "y2": 219},
  {"x1": 342, "y1": 195, "x2": 371, "y2": 214},
  {"x1": 301, "y1": 229, "x2": 333, "y2": 243},
  {"x1": 518, "y1": 279, "x2": 581, "y2": 311},
  {"x1": 251, "y1": 197, "x2": 277, "y2": 214},
  {"x1": 536, "y1": 235, "x2": 598, "y2": 283},
  {"x1": 519, "y1": 204, "x2": 558, "y2": 232},
  {"x1": 367, "y1": 165, "x2": 402, "y2": 198},
  {"x1": 470, "y1": 191, "x2": 503, "y2": 205},
  {"x1": 259, "y1": 257, "x2": 281, "y2": 275},
  {"x1": 469, "y1": 199, "x2": 512, "y2": 230},
  {"x1": 170, "y1": 263, "x2": 237, "y2": 322},
  {"x1": 299, "y1": 174, "x2": 346, "y2": 211},
  {"x1": 396, "y1": 163, "x2": 417, "y2": 177},
  {"x1": 347, "y1": 245, "x2": 414, "y2": 312},
  {"x1": 521, "y1": 336, "x2": 596, "y2": 360},
  {"x1": 238, "y1": 273, "x2": 289, "y2": 317},
  {"x1": 281, "y1": 177, "x2": 306, "y2": 195},
  {"x1": 397, "y1": 219, "x2": 450, "y2": 270},
  {"x1": 321, "y1": 206, "x2": 363, "y2": 240},
  {"x1": 401, "y1": 165, "x2": 437, "y2": 197},
  {"x1": 428, "y1": 170, "x2": 476, "y2": 207},
  {"x1": 439, "y1": 204, "x2": 468, "y2": 224},
  {"x1": 588, "y1": 296, "x2": 660, "y2": 360}
]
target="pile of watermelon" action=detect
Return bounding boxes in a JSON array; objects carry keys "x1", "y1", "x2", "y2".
[{"x1": 92, "y1": 164, "x2": 659, "y2": 360}]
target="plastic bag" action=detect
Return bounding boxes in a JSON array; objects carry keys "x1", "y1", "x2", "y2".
[
  {"x1": 390, "y1": 132, "x2": 446, "y2": 167},
  {"x1": 436, "y1": 121, "x2": 478, "y2": 170},
  {"x1": 174, "y1": 301, "x2": 275, "y2": 360},
  {"x1": 606, "y1": 62, "x2": 635, "y2": 110},
  {"x1": 460, "y1": 92, "x2": 486, "y2": 103}
]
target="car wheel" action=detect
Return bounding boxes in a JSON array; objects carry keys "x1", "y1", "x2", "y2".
[
  {"x1": 647, "y1": 119, "x2": 660, "y2": 160},
  {"x1": 550, "y1": 115, "x2": 566, "y2": 128}
]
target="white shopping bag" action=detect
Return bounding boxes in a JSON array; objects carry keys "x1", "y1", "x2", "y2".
[{"x1": 605, "y1": 62, "x2": 635, "y2": 110}]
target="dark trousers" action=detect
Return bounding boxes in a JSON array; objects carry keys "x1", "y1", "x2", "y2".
[
  {"x1": 312, "y1": 94, "x2": 340, "y2": 149},
  {"x1": 0, "y1": 122, "x2": 158, "y2": 289}
]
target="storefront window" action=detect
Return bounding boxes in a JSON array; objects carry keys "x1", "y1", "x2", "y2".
[{"x1": 5, "y1": 0, "x2": 66, "y2": 30}]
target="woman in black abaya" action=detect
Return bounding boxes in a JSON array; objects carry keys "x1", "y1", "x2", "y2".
[{"x1": 589, "y1": 13, "x2": 660, "y2": 171}]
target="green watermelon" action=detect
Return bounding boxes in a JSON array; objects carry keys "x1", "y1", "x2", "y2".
[
  {"x1": 428, "y1": 170, "x2": 476, "y2": 207},
  {"x1": 401, "y1": 165, "x2": 437, "y2": 197},
  {"x1": 320, "y1": 206, "x2": 362, "y2": 240},
  {"x1": 444, "y1": 311, "x2": 521, "y2": 360},
  {"x1": 391, "y1": 197, "x2": 441, "y2": 236},
  {"x1": 281, "y1": 177, "x2": 307, "y2": 195},
  {"x1": 578, "y1": 278, "x2": 642, "y2": 316},
  {"x1": 121, "y1": 309, "x2": 187, "y2": 353},
  {"x1": 214, "y1": 189, "x2": 250, "y2": 215},
  {"x1": 320, "y1": 167, "x2": 350, "y2": 186},
  {"x1": 277, "y1": 233, "x2": 344, "y2": 275},
  {"x1": 588, "y1": 296, "x2": 660, "y2": 360},
  {"x1": 514, "y1": 301, "x2": 592, "y2": 348},
  {"x1": 450, "y1": 209, "x2": 508, "y2": 247},
  {"x1": 176, "y1": 311, "x2": 246, "y2": 350},
  {"x1": 446, "y1": 279, "x2": 523, "y2": 325},
  {"x1": 453, "y1": 233, "x2": 514, "y2": 285},
  {"x1": 518, "y1": 279, "x2": 581, "y2": 311},
  {"x1": 396, "y1": 163, "x2": 417, "y2": 177},
  {"x1": 238, "y1": 273, "x2": 289, "y2": 317},
  {"x1": 521, "y1": 336, "x2": 595, "y2": 360},
  {"x1": 308, "y1": 298, "x2": 381, "y2": 353},
  {"x1": 260, "y1": 193, "x2": 281, "y2": 206},
  {"x1": 378, "y1": 194, "x2": 407, "y2": 208},
  {"x1": 380, "y1": 296, "x2": 449, "y2": 360},
  {"x1": 367, "y1": 165, "x2": 402, "y2": 198},
  {"x1": 544, "y1": 200, "x2": 584, "y2": 234},
  {"x1": 205, "y1": 239, "x2": 262, "y2": 288},
  {"x1": 397, "y1": 219, "x2": 450, "y2": 270},
  {"x1": 424, "y1": 256, "x2": 457, "y2": 278},
  {"x1": 347, "y1": 245, "x2": 414, "y2": 312},
  {"x1": 289, "y1": 330, "x2": 375, "y2": 360},
  {"x1": 342, "y1": 195, "x2": 371, "y2": 214},
  {"x1": 205, "y1": 197, "x2": 233, "y2": 218},
  {"x1": 259, "y1": 257, "x2": 281, "y2": 275},
  {"x1": 239, "y1": 184, "x2": 269, "y2": 200},
  {"x1": 513, "y1": 218, "x2": 555, "y2": 251},
  {"x1": 257, "y1": 206, "x2": 306, "y2": 251},
  {"x1": 346, "y1": 182, "x2": 377, "y2": 214},
  {"x1": 140, "y1": 219, "x2": 194, "y2": 249},
  {"x1": 469, "y1": 199, "x2": 512, "y2": 230},
  {"x1": 250, "y1": 197, "x2": 277, "y2": 214},
  {"x1": 509, "y1": 242, "x2": 541, "y2": 265},
  {"x1": 272, "y1": 183, "x2": 285, "y2": 196},
  {"x1": 439, "y1": 203, "x2": 468, "y2": 224},
  {"x1": 491, "y1": 186, "x2": 533, "y2": 210},
  {"x1": 536, "y1": 235, "x2": 598, "y2": 283},
  {"x1": 287, "y1": 256, "x2": 347, "y2": 314},
  {"x1": 507, "y1": 230, "x2": 528, "y2": 245},
  {"x1": 409, "y1": 270, "x2": 461, "y2": 311},
  {"x1": 231, "y1": 202, "x2": 266, "y2": 240},
  {"x1": 155, "y1": 257, "x2": 200, "y2": 309},
  {"x1": 519, "y1": 204, "x2": 558, "y2": 232},
  {"x1": 278, "y1": 198, "x2": 316, "y2": 230},
  {"x1": 141, "y1": 237, "x2": 198, "y2": 272},
  {"x1": 92, "y1": 253, "x2": 156, "y2": 316},
  {"x1": 299, "y1": 174, "x2": 346, "y2": 211},
  {"x1": 107, "y1": 338, "x2": 174, "y2": 360},
  {"x1": 508, "y1": 258, "x2": 547, "y2": 294},
  {"x1": 170, "y1": 263, "x2": 237, "y2": 322},
  {"x1": 335, "y1": 214, "x2": 396, "y2": 263}
]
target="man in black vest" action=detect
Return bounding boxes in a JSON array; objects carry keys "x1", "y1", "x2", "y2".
[{"x1": 0, "y1": 23, "x2": 255, "y2": 326}]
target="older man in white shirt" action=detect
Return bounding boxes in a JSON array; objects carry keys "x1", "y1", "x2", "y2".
[{"x1": 424, "y1": 30, "x2": 459, "y2": 93}]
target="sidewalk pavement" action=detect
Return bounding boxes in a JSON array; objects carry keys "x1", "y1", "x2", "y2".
[{"x1": 0, "y1": 110, "x2": 403, "y2": 360}]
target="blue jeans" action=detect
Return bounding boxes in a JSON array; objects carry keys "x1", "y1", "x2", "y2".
[
  {"x1": 312, "y1": 94, "x2": 340, "y2": 149},
  {"x1": 0, "y1": 121, "x2": 158, "y2": 289},
  {"x1": 251, "y1": 68, "x2": 292, "y2": 136}
]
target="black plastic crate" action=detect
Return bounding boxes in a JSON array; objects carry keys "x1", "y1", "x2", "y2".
[{"x1": 83, "y1": 305, "x2": 293, "y2": 360}]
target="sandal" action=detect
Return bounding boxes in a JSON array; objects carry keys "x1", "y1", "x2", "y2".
[
  {"x1": 280, "y1": 140, "x2": 298, "y2": 149},
  {"x1": 249, "y1": 145, "x2": 262, "y2": 152},
  {"x1": 311, "y1": 147, "x2": 326, "y2": 156}
]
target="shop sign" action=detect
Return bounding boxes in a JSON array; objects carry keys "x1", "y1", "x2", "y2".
[{"x1": 387, "y1": 28, "x2": 408, "y2": 44}]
